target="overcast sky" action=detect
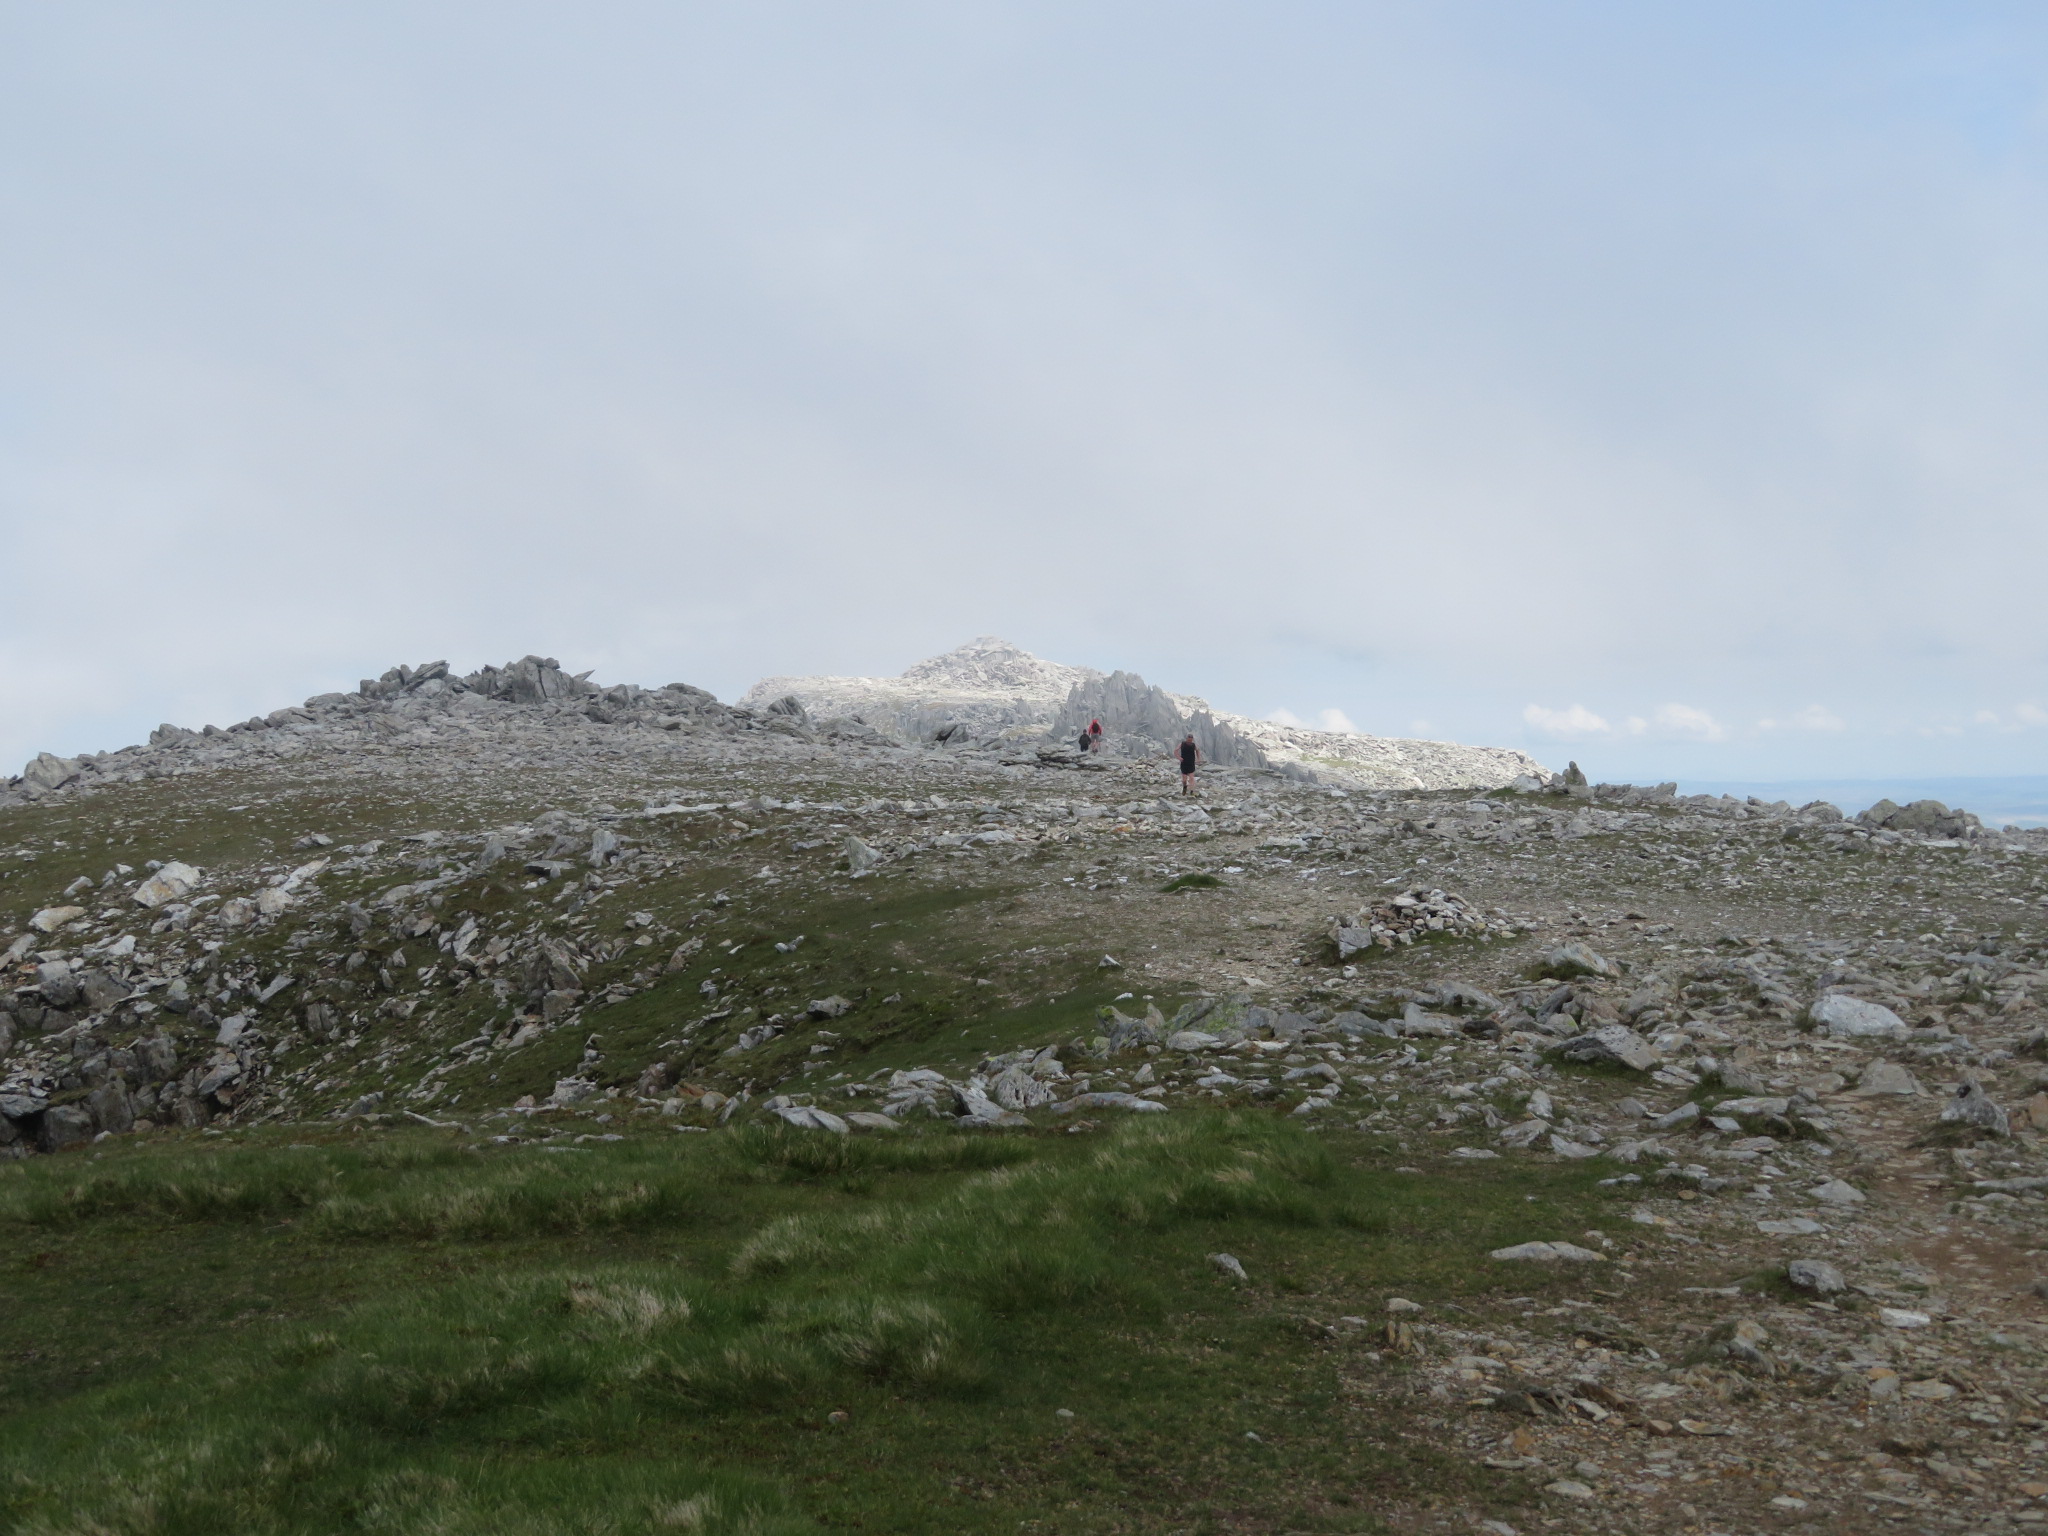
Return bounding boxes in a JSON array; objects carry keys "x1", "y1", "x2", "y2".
[{"x1": 6, "y1": 2, "x2": 2048, "y2": 784}]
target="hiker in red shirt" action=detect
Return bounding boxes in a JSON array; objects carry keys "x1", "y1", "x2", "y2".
[{"x1": 1088, "y1": 718, "x2": 1103, "y2": 754}]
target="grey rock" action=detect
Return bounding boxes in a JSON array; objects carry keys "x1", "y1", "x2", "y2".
[
  {"x1": 807, "y1": 995, "x2": 853, "y2": 1020},
  {"x1": 1490, "y1": 1240, "x2": 1605, "y2": 1263},
  {"x1": 1540, "y1": 942, "x2": 1619, "y2": 979},
  {"x1": 989, "y1": 1065, "x2": 1056, "y2": 1111},
  {"x1": 1208, "y1": 1252, "x2": 1249, "y2": 1282},
  {"x1": 20, "y1": 752, "x2": 82, "y2": 797},
  {"x1": 87, "y1": 1077, "x2": 134, "y2": 1135},
  {"x1": 1715, "y1": 1095, "x2": 1792, "y2": 1121},
  {"x1": 1648, "y1": 1101, "x2": 1700, "y2": 1133},
  {"x1": 843, "y1": 835, "x2": 882, "y2": 874},
  {"x1": 1328, "y1": 1010, "x2": 1398, "y2": 1039},
  {"x1": 1786, "y1": 1259, "x2": 1846, "y2": 1294},
  {"x1": 1808, "y1": 1178, "x2": 1865, "y2": 1206},
  {"x1": 80, "y1": 969, "x2": 133, "y2": 1013},
  {"x1": 132, "y1": 861, "x2": 201, "y2": 908},
  {"x1": 771, "y1": 1104, "x2": 849, "y2": 1133},
  {"x1": 1398, "y1": 1002, "x2": 1461, "y2": 1038},
  {"x1": 1854, "y1": 1060, "x2": 1921, "y2": 1097},
  {"x1": 1810, "y1": 993, "x2": 1908, "y2": 1040},
  {"x1": 1053, "y1": 1091, "x2": 1168, "y2": 1114},
  {"x1": 34, "y1": 961, "x2": 81, "y2": 1010},
  {"x1": 28, "y1": 906, "x2": 85, "y2": 935},
  {"x1": 38, "y1": 1103, "x2": 94, "y2": 1152},
  {"x1": 1552, "y1": 1024, "x2": 1659, "y2": 1071},
  {"x1": 1939, "y1": 1080, "x2": 2009, "y2": 1137}
]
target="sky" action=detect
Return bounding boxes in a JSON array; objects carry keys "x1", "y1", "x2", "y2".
[{"x1": 6, "y1": 2, "x2": 2048, "y2": 786}]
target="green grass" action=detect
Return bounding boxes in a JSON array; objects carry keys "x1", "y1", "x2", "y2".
[{"x1": 0, "y1": 1114, "x2": 1619, "y2": 1535}]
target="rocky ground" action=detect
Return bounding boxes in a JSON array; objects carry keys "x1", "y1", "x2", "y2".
[{"x1": 4, "y1": 653, "x2": 2047, "y2": 1534}]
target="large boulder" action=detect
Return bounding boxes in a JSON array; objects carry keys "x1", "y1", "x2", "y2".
[
  {"x1": 1552, "y1": 1025, "x2": 1659, "y2": 1072},
  {"x1": 133, "y1": 862, "x2": 201, "y2": 908},
  {"x1": 1859, "y1": 798, "x2": 1982, "y2": 839},
  {"x1": 18, "y1": 753, "x2": 81, "y2": 798},
  {"x1": 1810, "y1": 993, "x2": 1908, "y2": 1040},
  {"x1": 1539, "y1": 942, "x2": 1620, "y2": 980},
  {"x1": 38, "y1": 1103, "x2": 94, "y2": 1153},
  {"x1": 1939, "y1": 1080, "x2": 2009, "y2": 1138}
]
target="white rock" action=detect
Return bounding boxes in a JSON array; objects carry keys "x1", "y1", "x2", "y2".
[
  {"x1": 1209, "y1": 1252, "x2": 1249, "y2": 1282},
  {"x1": 772, "y1": 1104, "x2": 850, "y2": 1133},
  {"x1": 132, "y1": 861, "x2": 201, "y2": 908},
  {"x1": 1809, "y1": 1178, "x2": 1865, "y2": 1206},
  {"x1": 28, "y1": 906, "x2": 85, "y2": 934},
  {"x1": 1490, "y1": 1241, "x2": 1605, "y2": 1263},
  {"x1": 1810, "y1": 993, "x2": 1908, "y2": 1040},
  {"x1": 1879, "y1": 1307, "x2": 1932, "y2": 1329}
]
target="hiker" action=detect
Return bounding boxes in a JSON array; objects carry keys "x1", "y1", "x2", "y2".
[
  {"x1": 1177, "y1": 732, "x2": 1199, "y2": 795},
  {"x1": 1088, "y1": 718, "x2": 1103, "y2": 753},
  {"x1": 1076, "y1": 725, "x2": 1092, "y2": 757}
]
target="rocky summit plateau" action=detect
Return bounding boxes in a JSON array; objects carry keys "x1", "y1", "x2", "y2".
[{"x1": 2, "y1": 639, "x2": 2047, "y2": 1536}]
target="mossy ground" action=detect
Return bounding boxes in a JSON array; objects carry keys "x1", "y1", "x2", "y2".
[{"x1": 0, "y1": 1114, "x2": 1622, "y2": 1535}]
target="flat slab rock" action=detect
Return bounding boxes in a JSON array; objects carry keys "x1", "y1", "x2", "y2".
[{"x1": 1490, "y1": 1240, "x2": 1606, "y2": 1263}]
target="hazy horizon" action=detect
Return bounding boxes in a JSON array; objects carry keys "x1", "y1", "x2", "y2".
[{"x1": 7, "y1": 5, "x2": 2048, "y2": 788}]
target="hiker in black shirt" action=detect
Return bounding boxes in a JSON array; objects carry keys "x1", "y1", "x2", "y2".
[{"x1": 1177, "y1": 733, "x2": 1199, "y2": 795}]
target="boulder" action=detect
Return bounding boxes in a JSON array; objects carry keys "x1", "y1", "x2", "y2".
[
  {"x1": 1810, "y1": 993, "x2": 1908, "y2": 1040},
  {"x1": 132, "y1": 862, "x2": 201, "y2": 908},
  {"x1": 1489, "y1": 1241, "x2": 1605, "y2": 1263},
  {"x1": 1854, "y1": 1060, "x2": 1921, "y2": 1097},
  {"x1": 1787, "y1": 1259, "x2": 1846, "y2": 1295},
  {"x1": 1398, "y1": 1002, "x2": 1461, "y2": 1039},
  {"x1": 28, "y1": 906, "x2": 85, "y2": 935},
  {"x1": 771, "y1": 1104, "x2": 849, "y2": 1133},
  {"x1": 1809, "y1": 1178, "x2": 1865, "y2": 1206},
  {"x1": 37, "y1": 1103, "x2": 94, "y2": 1152},
  {"x1": 34, "y1": 961, "x2": 81, "y2": 1009},
  {"x1": 1552, "y1": 1025, "x2": 1660, "y2": 1071},
  {"x1": 989, "y1": 1065, "x2": 1056, "y2": 1111},
  {"x1": 1328, "y1": 1011, "x2": 1398, "y2": 1040},
  {"x1": 87, "y1": 1078, "x2": 134, "y2": 1135},
  {"x1": 1540, "y1": 942, "x2": 1619, "y2": 979},
  {"x1": 1939, "y1": 1080, "x2": 2009, "y2": 1138},
  {"x1": 78, "y1": 969, "x2": 133, "y2": 1014},
  {"x1": 19, "y1": 753, "x2": 81, "y2": 797}
]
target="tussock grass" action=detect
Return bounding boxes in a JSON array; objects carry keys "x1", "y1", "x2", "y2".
[{"x1": 0, "y1": 1114, "x2": 1610, "y2": 1534}]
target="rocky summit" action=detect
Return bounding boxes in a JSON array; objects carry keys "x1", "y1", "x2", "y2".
[{"x1": 3, "y1": 644, "x2": 2047, "y2": 1535}]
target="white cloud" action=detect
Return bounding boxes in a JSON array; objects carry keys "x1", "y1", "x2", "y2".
[
  {"x1": 1319, "y1": 708, "x2": 1359, "y2": 734},
  {"x1": 1523, "y1": 703, "x2": 1612, "y2": 739},
  {"x1": 1265, "y1": 707, "x2": 1304, "y2": 727},
  {"x1": 1975, "y1": 709, "x2": 2001, "y2": 725},
  {"x1": 2017, "y1": 703, "x2": 2048, "y2": 727},
  {"x1": 1651, "y1": 703, "x2": 1723, "y2": 741},
  {"x1": 1407, "y1": 717, "x2": 1435, "y2": 737}
]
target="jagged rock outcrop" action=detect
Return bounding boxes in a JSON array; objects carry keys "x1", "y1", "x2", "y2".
[
  {"x1": 1049, "y1": 671, "x2": 1269, "y2": 769},
  {"x1": 745, "y1": 637, "x2": 1546, "y2": 790}
]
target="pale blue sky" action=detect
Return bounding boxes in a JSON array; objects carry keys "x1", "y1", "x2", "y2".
[{"x1": 5, "y1": 3, "x2": 2048, "y2": 783}]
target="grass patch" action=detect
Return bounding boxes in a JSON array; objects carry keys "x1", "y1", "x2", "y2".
[
  {"x1": 1160, "y1": 872, "x2": 1224, "y2": 892},
  {"x1": 0, "y1": 1113, "x2": 1615, "y2": 1534}
]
